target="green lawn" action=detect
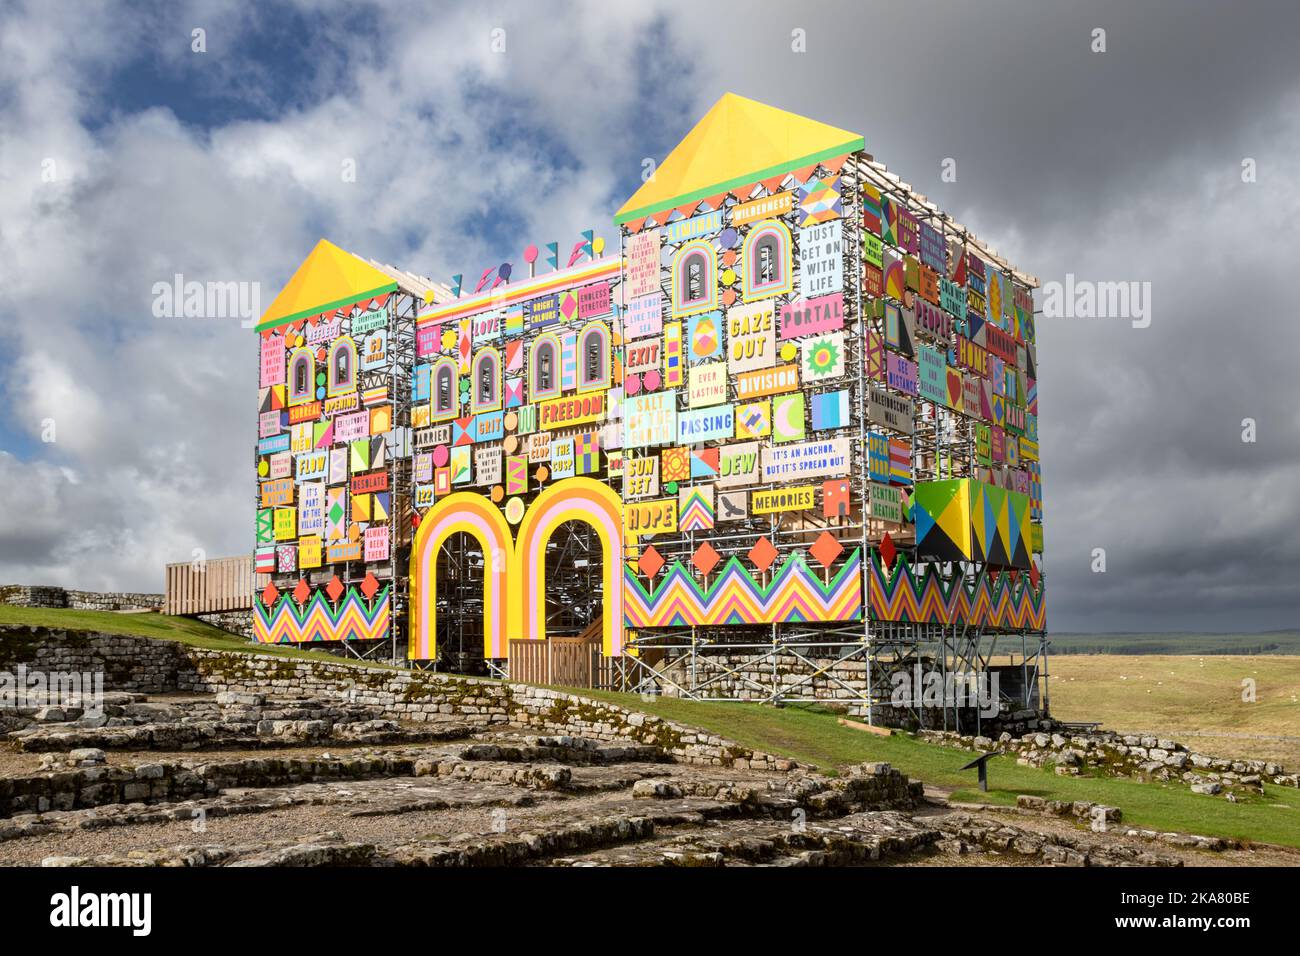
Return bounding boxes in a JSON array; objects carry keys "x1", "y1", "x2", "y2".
[
  {"x1": 0, "y1": 605, "x2": 400, "y2": 670},
  {"x1": 578, "y1": 691, "x2": 1300, "y2": 850}
]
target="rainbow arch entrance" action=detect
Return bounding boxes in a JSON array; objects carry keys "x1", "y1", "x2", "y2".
[{"x1": 409, "y1": 478, "x2": 624, "y2": 661}]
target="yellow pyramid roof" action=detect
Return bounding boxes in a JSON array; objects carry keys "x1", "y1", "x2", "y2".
[
  {"x1": 615, "y1": 93, "x2": 864, "y2": 224},
  {"x1": 255, "y1": 238, "x2": 399, "y2": 332}
]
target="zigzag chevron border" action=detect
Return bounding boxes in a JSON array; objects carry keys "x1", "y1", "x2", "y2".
[
  {"x1": 867, "y1": 553, "x2": 1045, "y2": 629},
  {"x1": 625, "y1": 549, "x2": 862, "y2": 626},
  {"x1": 253, "y1": 585, "x2": 391, "y2": 644}
]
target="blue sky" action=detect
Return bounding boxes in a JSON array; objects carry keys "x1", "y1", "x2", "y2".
[{"x1": 1, "y1": 0, "x2": 1298, "y2": 633}]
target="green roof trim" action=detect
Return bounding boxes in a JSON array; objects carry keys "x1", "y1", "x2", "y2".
[
  {"x1": 253, "y1": 281, "x2": 399, "y2": 333},
  {"x1": 614, "y1": 138, "x2": 864, "y2": 225}
]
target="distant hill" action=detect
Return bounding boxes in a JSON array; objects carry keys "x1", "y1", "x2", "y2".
[{"x1": 1048, "y1": 632, "x2": 1300, "y2": 655}]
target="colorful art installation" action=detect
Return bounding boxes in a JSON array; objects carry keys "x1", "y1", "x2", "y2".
[
  {"x1": 255, "y1": 90, "x2": 1044, "y2": 701},
  {"x1": 253, "y1": 585, "x2": 391, "y2": 644},
  {"x1": 625, "y1": 549, "x2": 863, "y2": 627},
  {"x1": 912, "y1": 479, "x2": 1032, "y2": 569},
  {"x1": 867, "y1": 553, "x2": 1045, "y2": 630}
]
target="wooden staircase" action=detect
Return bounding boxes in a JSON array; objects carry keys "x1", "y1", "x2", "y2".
[{"x1": 508, "y1": 616, "x2": 603, "y2": 688}]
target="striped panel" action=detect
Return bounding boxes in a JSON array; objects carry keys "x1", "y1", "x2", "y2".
[
  {"x1": 867, "y1": 554, "x2": 1045, "y2": 629},
  {"x1": 625, "y1": 549, "x2": 862, "y2": 626},
  {"x1": 253, "y1": 586, "x2": 390, "y2": 644}
]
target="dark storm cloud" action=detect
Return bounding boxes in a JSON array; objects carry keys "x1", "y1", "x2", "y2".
[{"x1": 0, "y1": 0, "x2": 1295, "y2": 632}]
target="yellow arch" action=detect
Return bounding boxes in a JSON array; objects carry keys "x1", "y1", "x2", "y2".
[
  {"x1": 511, "y1": 477, "x2": 625, "y2": 656},
  {"x1": 409, "y1": 492, "x2": 513, "y2": 660}
]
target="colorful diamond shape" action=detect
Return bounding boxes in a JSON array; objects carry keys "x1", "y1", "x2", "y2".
[
  {"x1": 261, "y1": 581, "x2": 280, "y2": 608},
  {"x1": 692, "y1": 541, "x2": 721, "y2": 576},
  {"x1": 326, "y1": 575, "x2": 344, "y2": 602},
  {"x1": 879, "y1": 531, "x2": 897, "y2": 571},
  {"x1": 292, "y1": 578, "x2": 310, "y2": 605},
  {"x1": 748, "y1": 536, "x2": 778, "y2": 573},
  {"x1": 810, "y1": 531, "x2": 844, "y2": 569},
  {"x1": 638, "y1": 545, "x2": 665, "y2": 579},
  {"x1": 360, "y1": 571, "x2": 380, "y2": 600}
]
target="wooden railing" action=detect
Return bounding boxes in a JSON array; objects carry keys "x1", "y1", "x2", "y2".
[{"x1": 163, "y1": 556, "x2": 267, "y2": 616}]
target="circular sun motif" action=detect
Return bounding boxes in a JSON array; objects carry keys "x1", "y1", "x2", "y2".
[{"x1": 806, "y1": 338, "x2": 841, "y2": 375}]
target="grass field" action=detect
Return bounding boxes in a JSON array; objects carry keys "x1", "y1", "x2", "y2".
[
  {"x1": 1050, "y1": 631, "x2": 1300, "y2": 655},
  {"x1": 578, "y1": 691, "x2": 1300, "y2": 849},
  {"x1": 1049, "y1": 654, "x2": 1300, "y2": 768}
]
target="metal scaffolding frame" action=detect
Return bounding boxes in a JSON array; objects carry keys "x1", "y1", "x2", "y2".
[
  {"x1": 606, "y1": 151, "x2": 1049, "y2": 731},
  {"x1": 258, "y1": 288, "x2": 417, "y2": 666}
]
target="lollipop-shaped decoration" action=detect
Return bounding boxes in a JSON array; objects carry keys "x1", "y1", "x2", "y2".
[{"x1": 524, "y1": 244, "x2": 539, "y2": 277}]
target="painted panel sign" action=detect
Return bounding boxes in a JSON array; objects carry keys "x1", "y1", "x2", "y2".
[
  {"x1": 717, "y1": 440, "x2": 761, "y2": 487},
  {"x1": 260, "y1": 335, "x2": 285, "y2": 387},
  {"x1": 363, "y1": 526, "x2": 389, "y2": 562},
  {"x1": 726, "y1": 299, "x2": 776, "y2": 373},
  {"x1": 626, "y1": 230, "x2": 661, "y2": 299},
  {"x1": 625, "y1": 498, "x2": 677, "y2": 537},
  {"x1": 666, "y1": 210, "x2": 722, "y2": 243},
  {"x1": 298, "y1": 481, "x2": 324, "y2": 534},
  {"x1": 625, "y1": 337, "x2": 661, "y2": 376},
  {"x1": 688, "y1": 362, "x2": 728, "y2": 408},
  {"x1": 801, "y1": 332, "x2": 846, "y2": 381},
  {"x1": 625, "y1": 292, "x2": 663, "y2": 340},
  {"x1": 869, "y1": 482, "x2": 903, "y2": 524},
  {"x1": 779, "y1": 293, "x2": 843, "y2": 340},
  {"x1": 798, "y1": 220, "x2": 843, "y2": 296},
  {"x1": 624, "y1": 390, "x2": 678, "y2": 447},
  {"x1": 537, "y1": 393, "x2": 606, "y2": 430},
  {"x1": 735, "y1": 364, "x2": 799, "y2": 400},
  {"x1": 761, "y1": 437, "x2": 851, "y2": 482},
  {"x1": 867, "y1": 385, "x2": 915, "y2": 434},
  {"x1": 526, "y1": 293, "x2": 561, "y2": 329},
  {"x1": 753, "y1": 486, "x2": 815, "y2": 514},
  {"x1": 676, "y1": 405, "x2": 734, "y2": 444},
  {"x1": 624, "y1": 454, "x2": 660, "y2": 498},
  {"x1": 917, "y1": 346, "x2": 948, "y2": 405},
  {"x1": 733, "y1": 191, "x2": 793, "y2": 226},
  {"x1": 352, "y1": 307, "x2": 388, "y2": 334},
  {"x1": 687, "y1": 311, "x2": 723, "y2": 363},
  {"x1": 578, "y1": 282, "x2": 612, "y2": 319},
  {"x1": 295, "y1": 450, "x2": 328, "y2": 484},
  {"x1": 260, "y1": 478, "x2": 294, "y2": 506},
  {"x1": 886, "y1": 353, "x2": 918, "y2": 395},
  {"x1": 335, "y1": 411, "x2": 369, "y2": 441}
]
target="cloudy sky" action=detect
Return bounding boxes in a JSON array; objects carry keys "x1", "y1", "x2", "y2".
[{"x1": 1, "y1": 0, "x2": 1296, "y2": 633}]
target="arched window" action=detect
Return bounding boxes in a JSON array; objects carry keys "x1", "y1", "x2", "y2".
[
  {"x1": 327, "y1": 338, "x2": 357, "y2": 396},
  {"x1": 471, "y1": 347, "x2": 501, "y2": 413},
  {"x1": 529, "y1": 333, "x2": 561, "y2": 400},
  {"x1": 288, "y1": 348, "x2": 315, "y2": 405},
  {"x1": 577, "y1": 320, "x2": 609, "y2": 392},
  {"x1": 741, "y1": 220, "x2": 792, "y2": 301},
  {"x1": 431, "y1": 357, "x2": 458, "y2": 422},
  {"x1": 671, "y1": 240, "x2": 717, "y2": 317}
]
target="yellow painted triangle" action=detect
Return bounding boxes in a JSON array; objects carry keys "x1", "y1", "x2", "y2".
[
  {"x1": 256, "y1": 238, "x2": 398, "y2": 332},
  {"x1": 615, "y1": 93, "x2": 864, "y2": 224},
  {"x1": 935, "y1": 482, "x2": 972, "y2": 560}
]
